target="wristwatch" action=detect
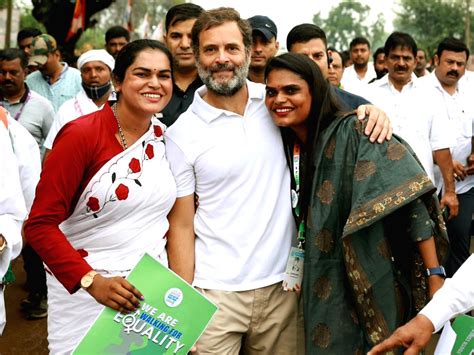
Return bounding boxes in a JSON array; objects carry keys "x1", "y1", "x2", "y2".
[
  {"x1": 426, "y1": 266, "x2": 446, "y2": 278},
  {"x1": 80, "y1": 270, "x2": 98, "y2": 289},
  {"x1": 0, "y1": 234, "x2": 7, "y2": 254}
]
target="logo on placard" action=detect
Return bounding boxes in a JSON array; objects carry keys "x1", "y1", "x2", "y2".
[{"x1": 164, "y1": 288, "x2": 183, "y2": 307}]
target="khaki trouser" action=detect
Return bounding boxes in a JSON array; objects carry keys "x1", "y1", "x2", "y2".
[{"x1": 196, "y1": 282, "x2": 305, "y2": 354}]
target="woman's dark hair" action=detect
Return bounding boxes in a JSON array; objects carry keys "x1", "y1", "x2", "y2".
[
  {"x1": 264, "y1": 52, "x2": 342, "y2": 226},
  {"x1": 265, "y1": 52, "x2": 341, "y2": 148},
  {"x1": 113, "y1": 39, "x2": 172, "y2": 84}
]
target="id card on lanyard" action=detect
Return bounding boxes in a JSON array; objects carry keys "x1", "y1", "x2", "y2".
[{"x1": 283, "y1": 143, "x2": 305, "y2": 292}]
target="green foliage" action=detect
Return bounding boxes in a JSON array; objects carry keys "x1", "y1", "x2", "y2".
[
  {"x1": 394, "y1": 0, "x2": 472, "y2": 56},
  {"x1": 19, "y1": 7, "x2": 46, "y2": 32},
  {"x1": 76, "y1": 26, "x2": 106, "y2": 51},
  {"x1": 371, "y1": 13, "x2": 387, "y2": 50},
  {"x1": 313, "y1": 0, "x2": 387, "y2": 51},
  {"x1": 98, "y1": 0, "x2": 185, "y2": 39}
]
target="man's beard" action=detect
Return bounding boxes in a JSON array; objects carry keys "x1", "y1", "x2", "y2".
[
  {"x1": 197, "y1": 55, "x2": 250, "y2": 96},
  {"x1": 353, "y1": 60, "x2": 368, "y2": 70}
]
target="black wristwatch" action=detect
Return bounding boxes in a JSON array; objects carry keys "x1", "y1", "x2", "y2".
[{"x1": 426, "y1": 266, "x2": 446, "y2": 278}]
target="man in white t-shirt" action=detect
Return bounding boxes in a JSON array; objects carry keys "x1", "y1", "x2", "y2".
[
  {"x1": 44, "y1": 49, "x2": 114, "y2": 155},
  {"x1": 165, "y1": 9, "x2": 299, "y2": 354},
  {"x1": 341, "y1": 36, "x2": 377, "y2": 94},
  {"x1": 366, "y1": 32, "x2": 459, "y2": 219}
]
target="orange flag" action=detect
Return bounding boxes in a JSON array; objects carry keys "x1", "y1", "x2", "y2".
[{"x1": 66, "y1": 0, "x2": 86, "y2": 42}]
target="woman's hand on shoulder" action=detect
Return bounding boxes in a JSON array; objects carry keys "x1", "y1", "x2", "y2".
[
  {"x1": 86, "y1": 274, "x2": 144, "y2": 313},
  {"x1": 356, "y1": 104, "x2": 393, "y2": 144}
]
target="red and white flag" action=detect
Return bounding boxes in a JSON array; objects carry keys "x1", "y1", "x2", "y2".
[{"x1": 66, "y1": 0, "x2": 86, "y2": 42}]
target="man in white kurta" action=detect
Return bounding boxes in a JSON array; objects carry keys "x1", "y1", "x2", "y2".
[
  {"x1": 0, "y1": 109, "x2": 27, "y2": 334},
  {"x1": 366, "y1": 32, "x2": 458, "y2": 218},
  {"x1": 44, "y1": 49, "x2": 115, "y2": 151}
]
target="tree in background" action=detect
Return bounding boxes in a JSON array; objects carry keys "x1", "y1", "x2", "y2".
[
  {"x1": 30, "y1": 0, "x2": 113, "y2": 62},
  {"x1": 394, "y1": 0, "x2": 473, "y2": 58},
  {"x1": 76, "y1": 0, "x2": 184, "y2": 51},
  {"x1": 18, "y1": 0, "x2": 183, "y2": 61},
  {"x1": 313, "y1": 0, "x2": 388, "y2": 51}
]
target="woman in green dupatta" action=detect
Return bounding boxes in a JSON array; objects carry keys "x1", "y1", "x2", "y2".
[{"x1": 264, "y1": 53, "x2": 449, "y2": 354}]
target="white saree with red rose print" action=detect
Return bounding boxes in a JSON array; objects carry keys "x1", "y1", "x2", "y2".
[{"x1": 47, "y1": 117, "x2": 177, "y2": 354}]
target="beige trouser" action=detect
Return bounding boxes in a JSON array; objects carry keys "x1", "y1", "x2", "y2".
[{"x1": 196, "y1": 282, "x2": 305, "y2": 355}]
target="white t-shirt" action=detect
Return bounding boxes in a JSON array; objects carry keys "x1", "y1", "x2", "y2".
[
  {"x1": 418, "y1": 72, "x2": 474, "y2": 194},
  {"x1": 44, "y1": 89, "x2": 104, "y2": 150},
  {"x1": 165, "y1": 80, "x2": 296, "y2": 291},
  {"x1": 366, "y1": 74, "x2": 455, "y2": 183},
  {"x1": 341, "y1": 64, "x2": 377, "y2": 95}
]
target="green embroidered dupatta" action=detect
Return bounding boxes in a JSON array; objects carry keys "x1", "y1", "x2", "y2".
[{"x1": 302, "y1": 114, "x2": 448, "y2": 354}]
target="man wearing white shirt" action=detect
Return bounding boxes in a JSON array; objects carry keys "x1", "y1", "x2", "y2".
[
  {"x1": 0, "y1": 108, "x2": 28, "y2": 334},
  {"x1": 44, "y1": 49, "x2": 114, "y2": 154},
  {"x1": 3, "y1": 107, "x2": 42, "y2": 320},
  {"x1": 368, "y1": 254, "x2": 474, "y2": 354},
  {"x1": 341, "y1": 36, "x2": 377, "y2": 94},
  {"x1": 165, "y1": 9, "x2": 300, "y2": 353},
  {"x1": 366, "y1": 32, "x2": 458, "y2": 219},
  {"x1": 418, "y1": 37, "x2": 473, "y2": 277}
]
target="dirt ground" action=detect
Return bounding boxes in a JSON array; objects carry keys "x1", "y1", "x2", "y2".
[
  {"x1": 0, "y1": 257, "x2": 48, "y2": 354},
  {"x1": 2, "y1": 237, "x2": 473, "y2": 354}
]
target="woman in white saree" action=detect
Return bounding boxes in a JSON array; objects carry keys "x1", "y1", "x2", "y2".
[{"x1": 24, "y1": 40, "x2": 177, "y2": 354}]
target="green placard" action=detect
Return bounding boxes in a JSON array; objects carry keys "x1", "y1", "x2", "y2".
[
  {"x1": 74, "y1": 254, "x2": 218, "y2": 354},
  {"x1": 452, "y1": 315, "x2": 474, "y2": 355}
]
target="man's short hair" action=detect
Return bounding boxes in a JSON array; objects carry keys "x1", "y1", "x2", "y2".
[
  {"x1": 165, "y1": 3, "x2": 204, "y2": 32},
  {"x1": 437, "y1": 37, "x2": 470, "y2": 60},
  {"x1": 340, "y1": 50, "x2": 350, "y2": 66},
  {"x1": 349, "y1": 36, "x2": 370, "y2": 50},
  {"x1": 373, "y1": 47, "x2": 384, "y2": 61},
  {"x1": 105, "y1": 26, "x2": 130, "y2": 44},
  {"x1": 327, "y1": 47, "x2": 343, "y2": 66},
  {"x1": 17, "y1": 27, "x2": 42, "y2": 44},
  {"x1": 0, "y1": 48, "x2": 28, "y2": 68},
  {"x1": 384, "y1": 32, "x2": 417, "y2": 57},
  {"x1": 286, "y1": 24, "x2": 327, "y2": 51},
  {"x1": 417, "y1": 48, "x2": 427, "y2": 57},
  {"x1": 191, "y1": 7, "x2": 252, "y2": 56}
]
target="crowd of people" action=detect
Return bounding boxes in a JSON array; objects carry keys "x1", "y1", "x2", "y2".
[{"x1": 0, "y1": 3, "x2": 473, "y2": 354}]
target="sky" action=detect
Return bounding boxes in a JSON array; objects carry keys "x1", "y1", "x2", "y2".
[{"x1": 193, "y1": 0, "x2": 398, "y2": 49}]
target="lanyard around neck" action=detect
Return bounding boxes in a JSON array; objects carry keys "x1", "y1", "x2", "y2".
[
  {"x1": 0, "y1": 91, "x2": 31, "y2": 121},
  {"x1": 293, "y1": 143, "x2": 305, "y2": 247},
  {"x1": 13, "y1": 92, "x2": 31, "y2": 121}
]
